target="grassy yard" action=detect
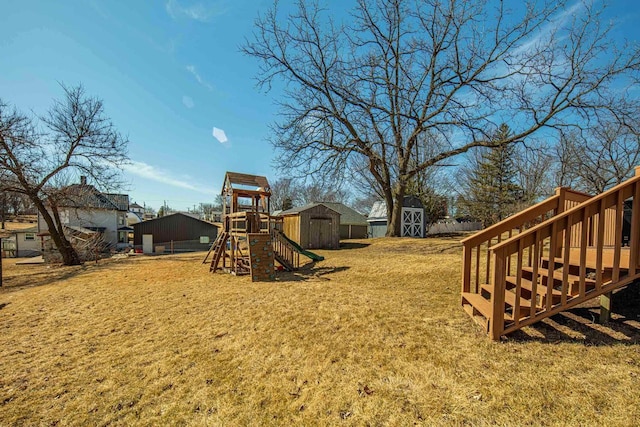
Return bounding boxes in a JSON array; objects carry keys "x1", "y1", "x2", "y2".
[{"x1": 1, "y1": 236, "x2": 639, "y2": 426}]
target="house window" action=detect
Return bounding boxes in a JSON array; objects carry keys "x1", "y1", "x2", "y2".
[
  {"x1": 118, "y1": 231, "x2": 127, "y2": 243},
  {"x1": 118, "y1": 215, "x2": 125, "y2": 225},
  {"x1": 25, "y1": 233, "x2": 35, "y2": 241}
]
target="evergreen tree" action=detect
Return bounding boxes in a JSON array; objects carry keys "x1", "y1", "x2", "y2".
[{"x1": 459, "y1": 124, "x2": 522, "y2": 227}]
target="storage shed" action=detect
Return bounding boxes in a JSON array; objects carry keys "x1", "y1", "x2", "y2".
[
  {"x1": 320, "y1": 202, "x2": 368, "y2": 239},
  {"x1": 367, "y1": 196, "x2": 426, "y2": 238},
  {"x1": 279, "y1": 203, "x2": 340, "y2": 249},
  {"x1": 133, "y1": 212, "x2": 218, "y2": 253},
  {"x1": 10, "y1": 226, "x2": 41, "y2": 257}
]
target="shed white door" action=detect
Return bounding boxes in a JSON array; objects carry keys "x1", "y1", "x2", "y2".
[
  {"x1": 401, "y1": 207, "x2": 423, "y2": 237},
  {"x1": 142, "y1": 234, "x2": 153, "y2": 254}
]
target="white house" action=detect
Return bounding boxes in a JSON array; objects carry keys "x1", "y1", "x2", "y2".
[{"x1": 37, "y1": 180, "x2": 130, "y2": 250}]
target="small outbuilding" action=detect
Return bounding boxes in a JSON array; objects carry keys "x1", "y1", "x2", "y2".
[
  {"x1": 10, "y1": 226, "x2": 42, "y2": 257},
  {"x1": 367, "y1": 196, "x2": 426, "y2": 238},
  {"x1": 279, "y1": 203, "x2": 340, "y2": 249},
  {"x1": 320, "y1": 202, "x2": 368, "y2": 239},
  {"x1": 133, "y1": 212, "x2": 218, "y2": 253}
]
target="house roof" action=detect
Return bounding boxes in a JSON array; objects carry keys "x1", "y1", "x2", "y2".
[
  {"x1": 367, "y1": 201, "x2": 387, "y2": 221},
  {"x1": 280, "y1": 202, "x2": 341, "y2": 216},
  {"x1": 105, "y1": 193, "x2": 130, "y2": 211},
  {"x1": 55, "y1": 184, "x2": 129, "y2": 211},
  {"x1": 316, "y1": 202, "x2": 368, "y2": 226},
  {"x1": 130, "y1": 202, "x2": 144, "y2": 209},
  {"x1": 11, "y1": 226, "x2": 39, "y2": 234}
]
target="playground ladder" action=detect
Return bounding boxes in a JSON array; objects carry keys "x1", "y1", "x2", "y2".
[{"x1": 209, "y1": 231, "x2": 229, "y2": 273}]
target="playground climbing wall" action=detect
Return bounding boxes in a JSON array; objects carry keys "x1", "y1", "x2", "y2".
[{"x1": 247, "y1": 233, "x2": 276, "y2": 282}]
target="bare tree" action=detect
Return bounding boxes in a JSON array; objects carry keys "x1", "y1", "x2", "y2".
[
  {"x1": 0, "y1": 85, "x2": 129, "y2": 265},
  {"x1": 244, "y1": 0, "x2": 640, "y2": 236},
  {"x1": 555, "y1": 122, "x2": 640, "y2": 194},
  {"x1": 270, "y1": 177, "x2": 300, "y2": 211},
  {"x1": 270, "y1": 176, "x2": 349, "y2": 211},
  {"x1": 513, "y1": 142, "x2": 556, "y2": 206}
]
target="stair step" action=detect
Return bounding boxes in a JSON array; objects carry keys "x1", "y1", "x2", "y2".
[
  {"x1": 506, "y1": 275, "x2": 563, "y2": 297},
  {"x1": 462, "y1": 293, "x2": 492, "y2": 319},
  {"x1": 521, "y1": 267, "x2": 596, "y2": 287},
  {"x1": 480, "y1": 284, "x2": 533, "y2": 309}
]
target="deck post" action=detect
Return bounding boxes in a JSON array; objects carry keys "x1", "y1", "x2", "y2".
[
  {"x1": 553, "y1": 188, "x2": 566, "y2": 258},
  {"x1": 554, "y1": 187, "x2": 566, "y2": 214},
  {"x1": 489, "y1": 248, "x2": 506, "y2": 340},
  {"x1": 462, "y1": 243, "x2": 471, "y2": 294},
  {"x1": 599, "y1": 292, "x2": 612, "y2": 323}
]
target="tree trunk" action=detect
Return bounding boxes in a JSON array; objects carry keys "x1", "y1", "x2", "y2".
[
  {"x1": 385, "y1": 186, "x2": 406, "y2": 237},
  {"x1": 0, "y1": 192, "x2": 6, "y2": 230},
  {"x1": 32, "y1": 198, "x2": 82, "y2": 266}
]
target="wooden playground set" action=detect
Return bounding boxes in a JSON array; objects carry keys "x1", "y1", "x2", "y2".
[{"x1": 203, "y1": 172, "x2": 323, "y2": 281}]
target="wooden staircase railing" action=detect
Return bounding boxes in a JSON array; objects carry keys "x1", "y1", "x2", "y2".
[{"x1": 462, "y1": 167, "x2": 640, "y2": 340}]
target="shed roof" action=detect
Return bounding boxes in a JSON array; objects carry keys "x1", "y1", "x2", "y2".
[
  {"x1": 367, "y1": 201, "x2": 387, "y2": 222},
  {"x1": 11, "y1": 226, "x2": 39, "y2": 234},
  {"x1": 280, "y1": 202, "x2": 340, "y2": 216},
  {"x1": 317, "y1": 202, "x2": 367, "y2": 226},
  {"x1": 132, "y1": 212, "x2": 216, "y2": 228},
  {"x1": 367, "y1": 197, "x2": 424, "y2": 222}
]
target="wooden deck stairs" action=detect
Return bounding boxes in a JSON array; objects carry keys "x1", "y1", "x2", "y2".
[{"x1": 462, "y1": 167, "x2": 640, "y2": 340}]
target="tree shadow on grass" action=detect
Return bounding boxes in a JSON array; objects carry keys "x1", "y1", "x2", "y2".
[
  {"x1": 339, "y1": 242, "x2": 370, "y2": 250},
  {"x1": 1, "y1": 265, "x2": 89, "y2": 293},
  {"x1": 507, "y1": 282, "x2": 640, "y2": 345},
  {"x1": 276, "y1": 262, "x2": 350, "y2": 282}
]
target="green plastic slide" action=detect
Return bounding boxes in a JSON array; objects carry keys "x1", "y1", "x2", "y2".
[{"x1": 278, "y1": 231, "x2": 325, "y2": 261}]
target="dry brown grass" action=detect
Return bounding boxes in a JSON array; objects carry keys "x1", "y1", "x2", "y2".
[{"x1": 1, "y1": 236, "x2": 640, "y2": 426}]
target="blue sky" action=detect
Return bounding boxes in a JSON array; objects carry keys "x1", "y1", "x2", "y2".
[
  {"x1": 1, "y1": 1, "x2": 639, "y2": 212},
  {"x1": 1, "y1": 0, "x2": 284, "y2": 212}
]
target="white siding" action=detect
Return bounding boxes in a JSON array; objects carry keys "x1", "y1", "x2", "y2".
[{"x1": 15, "y1": 231, "x2": 41, "y2": 256}]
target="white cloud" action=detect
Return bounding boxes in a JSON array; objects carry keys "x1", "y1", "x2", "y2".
[
  {"x1": 513, "y1": 1, "x2": 585, "y2": 55},
  {"x1": 165, "y1": 0, "x2": 228, "y2": 22},
  {"x1": 186, "y1": 65, "x2": 213, "y2": 91},
  {"x1": 122, "y1": 160, "x2": 216, "y2": 195},
  {"x1": 182, "y1": 95, "x2": 195, "y2": 109},
  {"x1": 212, "y1": 127, "x2": 228, "y2": 143}
]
